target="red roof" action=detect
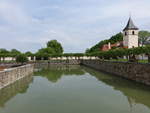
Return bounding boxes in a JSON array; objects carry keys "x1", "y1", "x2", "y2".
[{"x1": 101, "y1": 41, "x2": 123, "y2": 51}]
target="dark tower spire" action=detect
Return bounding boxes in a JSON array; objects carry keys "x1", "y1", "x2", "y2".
[{"x1": 123, "y1": 17, "x2": 139, "y2": 31}]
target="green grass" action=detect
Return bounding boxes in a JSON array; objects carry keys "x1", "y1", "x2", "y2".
[
  {"x1": 138, "y1": 60, "x2": 148, "y2": 63},
  {"x1": 0, "y1": 60, "x2": 16, "y2": 63},
  {"x1": 104, "y1": 59, "x2": 149, "y2": 64}
]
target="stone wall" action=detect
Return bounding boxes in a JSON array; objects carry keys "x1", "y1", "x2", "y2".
[
  {"x1": 0, "y1": 64, "x2": 34, "y2": 89},
  {"x1": 0, "y1": 75, "x2": 33, "y2": 107},
  {"x1": 34, "y1": 60, "x2": 81, "y2": 69},
  {"x1": 81, "y1": 60, "x2": 150, "y2": 85}
]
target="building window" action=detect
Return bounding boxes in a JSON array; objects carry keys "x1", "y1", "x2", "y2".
[
  {"x1": 132, "y1": 31, "x2": 135, "y2": 35},
  {"x1": 125, "y1": 32, "x2": 127, "y2": 36}
]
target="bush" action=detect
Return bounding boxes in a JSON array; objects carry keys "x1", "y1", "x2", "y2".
[{"x1": 16, "y1": 54, "x2": 28, "y2": 64}]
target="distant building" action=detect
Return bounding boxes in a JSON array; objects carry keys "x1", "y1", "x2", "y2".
[
  {"x1": 123, "y1": 17, "x2": 139, "y2": 48},
  {"x1": 101, "y1": 17, "x2": 139, "y2": 51},
  {"x1": 101, "y1": 41, "x2": 123, "y2": 51}
]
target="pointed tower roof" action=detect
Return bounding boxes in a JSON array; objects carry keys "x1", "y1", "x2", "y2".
[{"x1": 123, "y1": 17, "x2": 139, "y2": 31}]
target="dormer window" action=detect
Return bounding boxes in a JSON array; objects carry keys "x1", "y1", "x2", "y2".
[{"x1": 132, "y1": 31, "x2": 135, "y2": 35}]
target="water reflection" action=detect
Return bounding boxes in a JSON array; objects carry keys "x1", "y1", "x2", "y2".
[
  {"x1": 35, "y1": 65, "x2": 85, "y2": 83},
  {"x1": 0, "y1": 65, "x2": 150, "y2": 113},
  {"x1": 35, "y1": 65, "x2": 150, "y2": 110},
  {"x1": 0, "y1": 75, "x2": 33, "y2": 107},
  {"x1": 83, "y1": 66, "x2": 150, "y2": 110}
]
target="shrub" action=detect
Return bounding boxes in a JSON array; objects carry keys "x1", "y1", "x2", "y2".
[{"x1": 16, "y1": 54, "x2": 28, "y2": 64}]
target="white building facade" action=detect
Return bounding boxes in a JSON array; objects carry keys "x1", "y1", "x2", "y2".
[{"x1": 123, "y1": 17, "x2": 139, "y2": 48}]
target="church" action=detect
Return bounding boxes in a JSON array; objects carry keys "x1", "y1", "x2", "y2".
[{"x1": 101, "y1": 17, "x2": 139, "y2": 51}]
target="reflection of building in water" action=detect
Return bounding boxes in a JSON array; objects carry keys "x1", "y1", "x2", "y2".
[
  {"x1": 35, "y1": 65, "x2": 85, "y2": 83},
  {"x1": 0, "y1": 75, "x2": 33, "y2": 107},
  {"x1": 83, "y1": 66, "x2": 150, "y2": 110},
  {"x1": 127, "y1": 97, "x2": 137, "y2": 113}
]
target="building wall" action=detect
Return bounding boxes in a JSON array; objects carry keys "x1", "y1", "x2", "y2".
[{"x1": 123, "y1": 30, "x2": 139, "y2": 48}]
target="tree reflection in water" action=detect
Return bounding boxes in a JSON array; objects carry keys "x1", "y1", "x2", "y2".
[
  {"x1": 35, "y1": 65, "x2": 85, "y2": 83},
  {"x1": 35, "y1": 64, "x2": 150, "y2": 110},
  {"x1": 83, "y1": 66, "x2": 150, "y2": 111},
  {"x1": 1, "y1": 65, "x2": 150, "y2": 112}
]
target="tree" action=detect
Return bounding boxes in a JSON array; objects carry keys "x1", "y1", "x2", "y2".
[
  {"x1": 0, "y1": 49, "x2": 10, "y2": 61},
  {"x1": 0, "y1": 48, "x2": 9, "y2": 54},
  {"x1": 16, "y1": 54, "x2": 28, "y2": 64},
  {"x1": 47, "y1": 40, "x2": 63, "y2": 54},
  {"x1": 11, "y1": 49, "x2": 21, "y2": 55},
  {"x1": 37, "y1": 48, "x2": 55, "y2": 55},
  {"x1": 86, "y1": 32, "x2": 123, "y2": 53},
  {"x1": 25, "y1": 51, "x2": 33, "y2": 56},
  {"x1": 85, "y1": 48, "x2": 90, "y2": 53},
  {"x1": 139, "y1": 31, "x2": 150, "y2": 46},
  {"x1": 36, "y1": 48, "x2": 55, "y2": 60}
]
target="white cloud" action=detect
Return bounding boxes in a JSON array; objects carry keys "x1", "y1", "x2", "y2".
[
  {"x1": 0, "y1": 0, "x2": 150, "y2": 52},
  {"x1": 0, "y1": 1, "x2": 31, "y2": 26}
]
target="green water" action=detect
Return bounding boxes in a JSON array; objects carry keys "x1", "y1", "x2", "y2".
[{"x1": 0, "y1": 65, "x2": 150, "y2": 113}]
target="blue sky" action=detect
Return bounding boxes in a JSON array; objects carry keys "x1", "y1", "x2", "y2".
[{"x1": 0, "y1": 0, "x2": 150, "y2": 53}]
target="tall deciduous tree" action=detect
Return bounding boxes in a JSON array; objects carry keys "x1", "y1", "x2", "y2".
[
  {"x1": 25, "y1": 51, "x2": 33, "y2": 56},
  {"x1": 0, "y1": 48, "x2": 9, "y2": 54},
  {"x1": 11, "y1": 49, "x2": 21, "y2": 55},
  {"x1": 139, "y1": 31, "x2": 150, "y2": 46},
  {"x1": 37, "y1": 48, "x2": 55, "y2": 55},
  {"x1": 47, "y1": 40, "x2": 63, "y2": 54}
]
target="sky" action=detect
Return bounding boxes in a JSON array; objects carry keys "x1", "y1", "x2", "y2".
[{"x1": 0, "y1": 0, "x2": 150, "y2": 53}]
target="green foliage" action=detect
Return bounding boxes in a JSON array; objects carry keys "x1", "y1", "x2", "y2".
[
  {"x1": 10, "y1": 49, "x2": 21, "y2": 55},
  {"x1": 139, "y1": 31, "x2": 150, "y2": 46},
  {"x1": 25, "y1": 51, "x2": 33, "y2": 57},
  {"x1": 47, "y1": 40, "x2": 63, "y2": 54},
  {"x1": 16, "y1": 54, "x2": 28, "y2": 64},
  {"x1": 35, "y1": 40, "x2": 64, "y2": 59},
  {"x1": 0, "y1": 48, "x2": 9, "y2": 54},
  {"x1": 87, "y1": 32, "x2": 123, "y2": 53},
  {"x1": 62, "y1": 53, "x2": 84, "y2": 57},
  {"x1": 0, "y1": 49, "x2": 22, "y2": 58},
  {"x1": 89, "y1": 46, "x2": 150, "y2": 61}
]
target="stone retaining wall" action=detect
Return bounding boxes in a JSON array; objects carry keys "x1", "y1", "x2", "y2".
[
  {"x1": 0, "y1": 75, "x2": 33, "y2": 107},
  {"x1": 81, "y1": 60, "x2": 150, "y2": 85},
  {"x1": 34, "y1": 60, "x2": 81, "y2": 69},
  {"x1": 0, "y1": 64, "x2": 34, "y2": 89}
]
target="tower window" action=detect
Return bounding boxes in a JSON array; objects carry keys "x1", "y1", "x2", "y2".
[
  {"x1": 125, "y1": 32, "x2": 127, "y2": 36},
  {"x1": 132, "y1": 31, "x2": 135, "y2": 35}
]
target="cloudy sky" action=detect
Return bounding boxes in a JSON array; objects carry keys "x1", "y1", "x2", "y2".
[{"x1": 0, "y1": 0, "x2": 150, "y2": 53}]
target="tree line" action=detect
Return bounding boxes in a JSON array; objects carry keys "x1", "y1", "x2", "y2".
[
  {"x1": 1, "y1": 31, "x2": 150, "y2": 63},
  {"x1": 86, "y1": 31, "x2": 150, "y2": 53}
]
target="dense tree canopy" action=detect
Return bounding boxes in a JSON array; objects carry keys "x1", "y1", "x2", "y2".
[
  {"x1": 25, "y1": 51, "x2": 33, "y2": 56},
  {"x1": 11, "y1": 49, "x2": 21, "y2": 55},
  {"x1": 0, "y1": 48, "x2": 9, "y2": 54},
  {"x1": 86, "y1": 32, "x2": 123, "y2": 53},
  {"x1": 139, "y1": 31, "x2": 150, "y2": 46},
  {"x1": 16, "y1": 54, "x2": 28, "y2": 64},
  {"x1": 47, "y1": 40, "x2": 63, "y2": 54},
  {"x1": 35, "y1": 40, "x2": 64, "y2": 59}
]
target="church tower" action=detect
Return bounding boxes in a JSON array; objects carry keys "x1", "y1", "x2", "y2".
[{"x1": 123, "y1": 17, "x2": 139, "y2": 48}]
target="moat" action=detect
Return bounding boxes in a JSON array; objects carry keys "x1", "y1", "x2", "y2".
[{"x1": 0, "y1": 65, "x2": 150, "y2": 113}]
